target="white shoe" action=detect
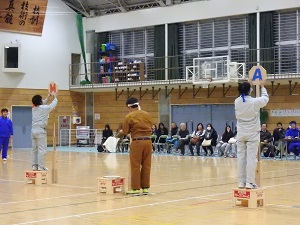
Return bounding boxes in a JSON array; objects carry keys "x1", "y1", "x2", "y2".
[
  {"x1": 2, "y1": 158, "x2": 7, "y2": 161},
  {"x1": 38, "y1": 166, "x2": 48, "y2": 171},
  {"x1": 245, "y1": 183, "x2": 258, "y2": 189},
  {"x1": 32, "y1": 165, "x2": 38, "y2": 171},
  {"x1": 238, "y1": 182, "x2": 245, "y2": 189}
]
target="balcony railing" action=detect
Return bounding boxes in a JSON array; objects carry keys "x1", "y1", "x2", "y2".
[{"x1": 69, "y1": 46, "x2": 300, "y2": 89}]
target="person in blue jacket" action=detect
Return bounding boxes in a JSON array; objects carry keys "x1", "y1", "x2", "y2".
[
  {"x1": 0, "y1": 108, "x2": 13, "y2": 161},
  {"x1": 285, "y1": 121, "x2": 300, "y2": 157}
]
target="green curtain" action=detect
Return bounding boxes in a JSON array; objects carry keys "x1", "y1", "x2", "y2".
[
  {"x1": 98, "y1": 32, "x2": 108, "y2": 54},
  {"x1": 154, "y1": 25, "x2": 165, "y2": 80},
  {"x1": 76, "y1": 14, "x2": 89, "y2": 82},
  {"x1": 168, "y1": 23, "x2": 180, "y2": 79},
  {"x1": 96, "y1": 32, "x2": 108, "y2": 83},
  {"x1": 260, "y1": 12, "x2": 274, "y2": 74},
  {"x1": 248, "y1": 14, "x2": 257, "y2": 68},
  {"x1": 248, "y1": 12, "x2": 274, "y2": 74}
]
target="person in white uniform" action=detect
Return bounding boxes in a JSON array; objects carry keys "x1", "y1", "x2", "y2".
[
  {"x1": 31, "y1": 94, "x2": 58, "y2": 171},
  {"x1": 235, "y1": 82, "x2": 269, "y2": 189}
]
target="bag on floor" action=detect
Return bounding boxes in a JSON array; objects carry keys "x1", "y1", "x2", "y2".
[
  {"x1": 97, "y1": 145, "x2": 104, "y2": 152},
  {"x1": 202, "y1": 139, "x2": 212, "y2": 147}
]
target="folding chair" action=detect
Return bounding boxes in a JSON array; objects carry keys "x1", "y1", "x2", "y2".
[{"x1": 154, "y1": 135, "x2": 168, "y2": 153}]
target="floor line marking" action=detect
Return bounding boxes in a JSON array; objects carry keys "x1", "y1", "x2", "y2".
[
  {"x1": 12, "y1": 180, "x2": 300, "y2": 225},
  {"x1": 0, "y1": 192, "x2": 96, "y2": 205}
]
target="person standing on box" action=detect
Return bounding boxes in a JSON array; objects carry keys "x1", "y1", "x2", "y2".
[
  {"x1": 121, "y1": 97, "x2": 153, "y2": 195},
  {"x1": 31, "y1": 94, "x2": 58, "y2": 171},
  {"x1": 235, "y1": 82, "x2": 269, "y2": 189},
  {"x1": 0, "y1": 108, "x2": 13, "y2": 161}
]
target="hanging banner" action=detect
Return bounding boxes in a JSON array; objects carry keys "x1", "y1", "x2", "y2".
[{"x1": 0, "y1": 0, "x2": 48, "y2": 36}]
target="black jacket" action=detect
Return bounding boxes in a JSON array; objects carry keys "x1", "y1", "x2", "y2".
[
  {"x1": 102, "y1": 129, "x2": 113, "y2": 142},
  {"x1": 177, "y1": 129, "x2": 190, "y2": 139},
  {"x1": 273, "y1": 128, "x2": 285, "y2": 142},
  {"x1": 157, "y1": 127, "x2": 168, "y2": 138},
  {"x1": 204, "y1": 129, "x2": 218, "y2": 146},
  {"x1": 221, "y1": 131, "x2": 234, "y2": 143},
  {"x1": 260, "y1": 130, "x2": 273, "y2": 143},
  {"x1": 170, "y1": 127, "x2": 178, "y2": 136}
]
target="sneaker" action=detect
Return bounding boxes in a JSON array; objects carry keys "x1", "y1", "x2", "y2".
[
  {"x1": 245, "y1": 183, "x2": 258, "y2": 189},
  {"x1": 238, "y1": 182, "x2": 245, "y2": 189},
  {"x1": 38, "y1": 166, "x2": 48, "y2": 171},
  {"x1": 32, "y1": 165, "x2": 38, "y2": 171},
  {"x1": 2, "y1": 158, "x2": 7, "y2": 161},
  {"x1": 126, "y1": 189, "x2": 140, "y2": 195},
  {"x1": 142, "y1": 188, "x2": 149, "y2": 194}
]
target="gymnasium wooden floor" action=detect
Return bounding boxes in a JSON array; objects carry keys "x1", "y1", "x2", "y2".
[{"x1": 1, "y1": 148, "x2": 300, "y2": 225}]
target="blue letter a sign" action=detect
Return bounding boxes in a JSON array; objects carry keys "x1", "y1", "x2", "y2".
[{"x1": 252, "y1": 68, "x2": 262, "y2": 81}]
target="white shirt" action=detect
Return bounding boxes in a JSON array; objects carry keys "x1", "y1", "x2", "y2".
[
  {"x1": 32, "y1": 98, "x2": 58, "y2": 129},
  {"x1": 235, "y1": 87, "x2": 269, "y2": 133}
]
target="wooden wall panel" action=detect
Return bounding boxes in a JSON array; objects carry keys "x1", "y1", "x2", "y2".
[
  {"x1": 94, "y1": 91, "x2": 158, "y2": 131},
  {"x1": 94, "y1": 83, "x2": 299, "y2": 133},
  {"x1": 3, "y1": 82, "x2": 297, "y2": 147},
  {"x1": 169, "y1": 84, "x2": 300, "y2": 132},
  {"x1": 0, "y1": 88, "x2": 85, "y2": 146}
]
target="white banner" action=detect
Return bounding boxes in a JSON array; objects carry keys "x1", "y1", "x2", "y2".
[{"x1": 270, "y1": 109, "x2": 300, "y2": 117}]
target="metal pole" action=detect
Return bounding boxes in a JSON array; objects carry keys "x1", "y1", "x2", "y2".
[
  {"x1": 257, "y1": 11, "x2": 260, "y2": 66},
  {"x1": 256, "y1": 10, "x2": 261, "y2": 187},
  {"x1": 69, "y1": 129, "x2": 71, "y2": 148},
  {"x1": 52, "y1": 123, "x2": 58, "y2": 184},
  {"x1": 165, "y1": 23, "x2": 168, "y2": 81}
]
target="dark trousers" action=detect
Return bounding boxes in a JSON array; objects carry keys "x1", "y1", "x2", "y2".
[
  {"x1": 202, "y1": 145, "x2": 213, "y2": 155},
  {"x1": 260, "y1": 143, "x2": 275, "y2": 157},
  {"x1": 176, "y1": 139, "x2": 189, "y2": 155},
  {"x1": 188, "y1": 141, "x2": 202, "y2": 155}
]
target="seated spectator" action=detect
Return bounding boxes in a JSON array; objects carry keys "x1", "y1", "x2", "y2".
[
  {"x1": 103, "y1": 136, "x2": 119, "y2": 153},
  {"x1": 188, "y1": 123, "x2": 205, "y2": 156},
  {"x1": 175, "y1": 123, "x2": 190, "y2": 156},
  {"x1": 202, "y1": 123, "x2": 218, "y2": 156},
  {"x1": 103, "y1": 123, "x2": 124, "y2": 153},
  {"x1": 216, "y1": 126, "x2": 234, "y2": 157},
  {"x1": 156, "y1": 122, "x2": 169, "y2": 152},
  {"x1": 151, "y1": 124, "x2": 157, "y2": 135},
  {"x1": 224, "y1": 129, "x2": 237, "y2": 158},
  {"x1": 97, "y1": 124, "x2": 113, "y2": 152},
  {"x1": 285, "y1": 121, "x2": 300, "y2": 157},
  {"x1": 260, "y1": 124, "x2": 275, "y2": 157},
  {"x1": 170, "y1": 122, "x2": 179, "y2": 136},
  {"x1": 151, "y1": 124, "x2": 157, "y2": 151},
  {"x1": 166, "y1": 122, "x2": 179, "y2": 152},
  {"x1": 116, "y1": 122, "x2": 129, "y2": 152},
  {"x1": 273, "y1": 122, "x2": 286, "y2": 155},
  {"x1": 102, "y1": 124, "x2": 113, "y2": 143}
]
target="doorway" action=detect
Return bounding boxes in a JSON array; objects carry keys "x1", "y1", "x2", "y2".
[
  {"x1": 11, "y1": 106, "x2": 32, "y2": 148},
  {"x1": 71, "y1": 53, "x2": 81, "y2": 85}
]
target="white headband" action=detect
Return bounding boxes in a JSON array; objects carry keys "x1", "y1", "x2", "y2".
[{"x1": 127, "y1": 102, "x2": 141, "y2": 110}]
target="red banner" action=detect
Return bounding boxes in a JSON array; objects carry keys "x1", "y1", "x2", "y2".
[{"x1": 0, "y1": 0, "x2": 48, "y2": 36}]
